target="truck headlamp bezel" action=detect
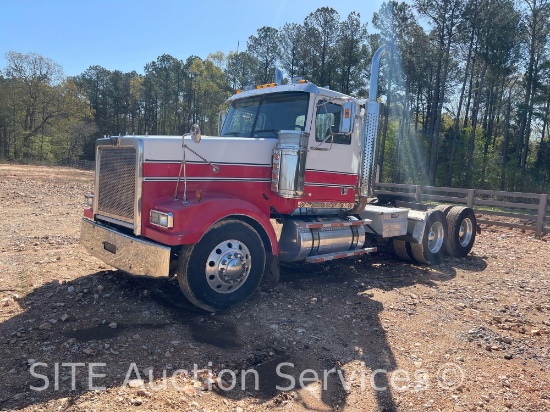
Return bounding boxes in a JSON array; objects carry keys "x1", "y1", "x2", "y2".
[{"x1": 150, "y1": 210, "x2": 174, "y2": 229}]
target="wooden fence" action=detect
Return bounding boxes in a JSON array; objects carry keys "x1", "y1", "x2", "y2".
[{"x1": 374, "y1": 183, "x2": 550, "y2": 238}]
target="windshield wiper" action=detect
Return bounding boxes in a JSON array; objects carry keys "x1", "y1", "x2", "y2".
[
  {"x1": 222, "y1": 131, "x2": 241, "y2": 136},
  {"x1": 253, "y1": 129, "x2": 279, "y2": 136}
]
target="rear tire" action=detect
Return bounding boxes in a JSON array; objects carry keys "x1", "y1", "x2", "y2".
[
  {"x1": 433, "y1": 204, "x2": 454, "y2": 217},
  {"x1": 411, "y1": 210, "x2": 448, "y2": 265},
  {"x1": 445, "y1": 206, "x2": 476, "y2": 257},
  {"x1": 393, "y1": 239, "x2": 414, "y2": 261},
  {"x1": 177, "y1": 220, "x2": 265, "y2": 312}
]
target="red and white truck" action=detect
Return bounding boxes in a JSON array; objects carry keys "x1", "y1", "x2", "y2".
[{"x1": 81, "y1": 47, "x2": 477, "y2": 311}]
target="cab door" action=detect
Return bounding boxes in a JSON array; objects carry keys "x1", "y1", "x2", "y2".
[{"x1": 303, "y1": 98, "x2": 360, "y2": 204}]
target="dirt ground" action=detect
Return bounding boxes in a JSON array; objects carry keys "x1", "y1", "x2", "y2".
[{"x1": 0, "y1": 164, "x2": 549, "y2": 412}]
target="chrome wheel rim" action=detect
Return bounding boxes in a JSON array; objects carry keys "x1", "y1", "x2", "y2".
[
  {"x1": 428, "y1": 221, "x2": 444, "y2": 253},
  {"x1": 205, "y1": 239, "x2": 251, "y2": 293},
  {"x1": 459, "y1": 218, "x2": 473, "y2": 247}
]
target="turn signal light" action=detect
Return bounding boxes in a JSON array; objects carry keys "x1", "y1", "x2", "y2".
[{"x1": 85, "y1": 193, "x2": 94, "y2": 207}]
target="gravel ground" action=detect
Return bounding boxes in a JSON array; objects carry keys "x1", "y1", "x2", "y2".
[{"x1": 0, "y1": 164, "x2": 549, "y2": 412}]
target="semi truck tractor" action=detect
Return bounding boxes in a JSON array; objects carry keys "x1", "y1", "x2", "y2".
[{"x1": 80, "y1": 46, "x2": 477, "y2": 311}]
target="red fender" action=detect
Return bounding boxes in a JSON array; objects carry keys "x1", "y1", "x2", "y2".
[{"x1": 141, "y1": 196, "x2": 279, "y2": 255}]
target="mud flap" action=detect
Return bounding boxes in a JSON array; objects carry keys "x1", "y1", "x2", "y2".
[{"x1": 262, "y1": 253, "x2": 280, "y2": 287}]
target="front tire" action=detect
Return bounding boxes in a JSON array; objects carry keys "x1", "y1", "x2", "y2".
[
  {"x1": 411, "y1": 210, "x2": 448, "y2": 264},
  {"x1": 177, "y1": 220, "x2": 266, "y2": 312}
]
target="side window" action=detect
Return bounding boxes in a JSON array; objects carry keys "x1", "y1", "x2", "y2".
[{"x1": 315, "y1": 101, "x2": 351, "y2": 144}]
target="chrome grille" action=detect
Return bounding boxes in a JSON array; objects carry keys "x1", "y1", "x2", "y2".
[{"x1": 97, "y1": 146, "x2": 136, "y2": 222}]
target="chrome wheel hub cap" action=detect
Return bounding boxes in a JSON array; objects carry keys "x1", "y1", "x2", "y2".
[
  {"x1": 205, "y1": 239, "x2": 251, "y2": 293},
  {"x1": 459, "y1": 218, "x2": 473, "y2": 247},
  {"x1": 428, "y1": 221, "x2": 444, "y2": 253}
]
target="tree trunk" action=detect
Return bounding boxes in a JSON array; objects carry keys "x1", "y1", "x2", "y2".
[
  {"x1": 466, "y1": 60, "x2": 488, "y2": 186},
  {"x1": 448, "y1": 42, "x2": 474, "y2": 186},
  {"x1": 500, "y1": 89, "x2": 512, "y2": 191}
]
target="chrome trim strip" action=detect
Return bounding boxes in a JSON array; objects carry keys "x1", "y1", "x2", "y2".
[
  {"x1": 145, "y1": 160, "x2": 272, "y2": 167},
  {"x1": 304, "y1": 182, "x2": 357, "y2": 188},
  {"x1": 143, "y1": 177, "x2": 271, "y2": 183},
  {"x1": 135, "y1": 139, "x2": 144, "y2": 236},
  {"x1": 306, "y1": 169, "x2": 359, "y2": 176},
  {"x1": 296, "y1": 202, "x2": 355, "y2": 209},
  {"x1": 80, "y1": 219, "x2": 170, "y2": 278}
]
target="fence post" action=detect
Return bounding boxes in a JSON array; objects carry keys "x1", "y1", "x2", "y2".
[
  {"x1": 467, "y1": 189, "x2": 475, "y2": 208},
  {"x1": 536, "y1": 194, "x2": 548, "y2": 239},
  {"x1": 415, "y1": 185, "x2": 421, "y2": 203}
]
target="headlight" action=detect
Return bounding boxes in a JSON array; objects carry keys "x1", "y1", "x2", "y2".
[
  {"x1": 150, "y1": 210, "x2": 174, "y2": 228},
  {"x1": 85, "y1": 193, "x2": 94, "y2": 207}
]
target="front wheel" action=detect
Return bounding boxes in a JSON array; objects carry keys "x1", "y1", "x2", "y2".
[
  {"x1": 411, "y1": 210, "x2": 448, "y2": 265},
  {"x1": 177, "y1": 220, "x2": 266, "y2": 312}
]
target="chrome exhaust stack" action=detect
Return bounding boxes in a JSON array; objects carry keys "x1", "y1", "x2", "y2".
[{"x1": 352, "y1": 45, "x2": 386, "y2": 214}]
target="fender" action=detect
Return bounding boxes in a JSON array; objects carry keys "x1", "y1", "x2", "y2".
[{"x1": 141, "y1": 195, "x2": 279, "y2": 254}]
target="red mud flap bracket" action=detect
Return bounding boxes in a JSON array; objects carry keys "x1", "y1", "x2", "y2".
[{"x1": 305, "y1": 247, "x2": 377, "y2": 263}]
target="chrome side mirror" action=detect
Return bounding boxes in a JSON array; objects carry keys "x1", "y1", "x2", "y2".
[{"x1": 190, "y1": 124, "x2": 201, "y2": 143}]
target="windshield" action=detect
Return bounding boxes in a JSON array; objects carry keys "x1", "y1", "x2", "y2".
[{"x1": 221, "y1": 91, "x2": 309, "y2": 138}]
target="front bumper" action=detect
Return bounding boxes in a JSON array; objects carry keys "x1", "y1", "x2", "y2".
[{"x1": 80, "y1": 218, "x2": 171, "y2": 277}]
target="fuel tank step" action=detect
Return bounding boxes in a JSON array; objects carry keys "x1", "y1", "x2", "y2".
[{"x1": 305, "y1": 247, "x2": 377, "y2": 263}]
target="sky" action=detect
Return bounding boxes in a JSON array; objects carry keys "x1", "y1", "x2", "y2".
[{"x1": 0, "y1": 0, "x2": 386, "y2": 77}]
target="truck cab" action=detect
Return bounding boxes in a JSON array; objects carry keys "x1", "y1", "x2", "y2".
[{"x1": 81, "y1": 47, "x2": 478, "y2": 312}]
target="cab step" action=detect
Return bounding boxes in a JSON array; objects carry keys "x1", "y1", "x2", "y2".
[{"x1": 305, "y1": 247, "x2": 377, "y2": 263}]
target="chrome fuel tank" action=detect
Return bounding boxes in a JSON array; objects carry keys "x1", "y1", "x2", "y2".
[{"x1": 278, "y1": 217, "x2": 366, "y2": 262}]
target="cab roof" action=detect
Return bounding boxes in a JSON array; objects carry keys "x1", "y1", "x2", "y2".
[{"x1": 225, "y1": 81, "x2": 356, "y2": 104}]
